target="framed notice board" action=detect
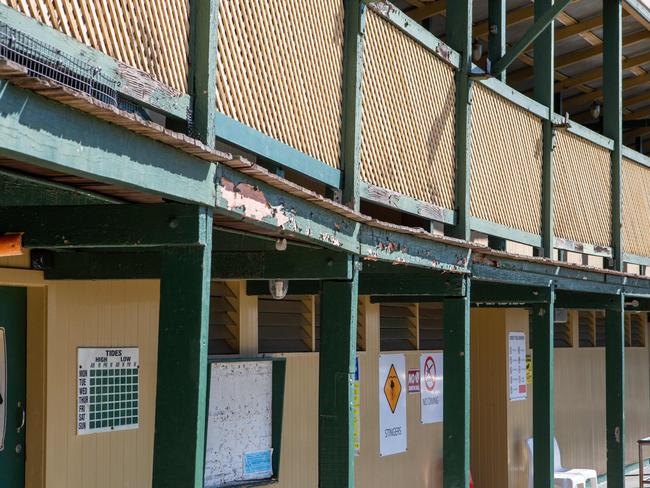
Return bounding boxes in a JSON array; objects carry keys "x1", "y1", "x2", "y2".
[{"x1": 203, "y1": 358, "x2": 286, "y2": 488}]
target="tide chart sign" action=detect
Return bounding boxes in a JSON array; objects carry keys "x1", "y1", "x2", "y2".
[
  {"x1": 420, "y1": 352, "x2": 443, "y2": 424},
  {"x1": 378, "y1": 354, "x2": 407, "y2": 456}
]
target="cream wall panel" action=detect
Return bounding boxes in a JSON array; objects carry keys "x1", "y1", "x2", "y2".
[{"x1": 44, "y1": 281, "x2": 159, "y2": 488}]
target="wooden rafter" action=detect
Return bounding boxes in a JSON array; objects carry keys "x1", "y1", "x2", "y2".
[
  {"x1": 555, "y1": 51, "x2": 650, "y2": 91},
  {"x1": 564, "y1": 72, "x2": 650, "y2": 109}
]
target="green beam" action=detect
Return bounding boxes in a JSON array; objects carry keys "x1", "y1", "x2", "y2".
[
  {"x1": 491, "y1": 0, "x2": 571, "y2": 76},
  {"x1": 443, "y1": 279, "x2": 471, "y2": 488},
  {"x1": 359, "y1": 273, "x2": 466, "y2": 296},
  {"x1": 605, "y1": 294, "x2": 625, "y2": 488},
  {"x1": 472, "y1": 282, "x2": 551, "y2": 304},
  {"x1": 214, "y1": 112, "x2": 342, "y2": 188},
  {"x1": 188, "y1": 0, "x2": 219, "y2": 145},
  {"x1": 152, "y1": 208, "x2": 212, "y2": 488},
  {"x1": 0, "y1": 82, "x2": 215, "y2": 205},
  {"x1": 245, "y1": 280, "x2": 321, "y2": 296},
  {"x1": 318, "y1": 271, "x2": 359, "y2": 488},
  {"x1": 488, "y1": 0, "x2": 506, "y2": 82},
  {"x1": 212, "y1": 250, "x2": 353, "y2": 280},
  {"x1": 603, "y1": 0, "x2": 623, "y2": 271},
  {"x1": 340, "y1": 0, "x2": 366, "y2": 210},
  {"x1": 446, "y1": 0, "x2": 472, "y2": 241},
  {"x1": 43, "y1": 251, "x2": 160, "y2": 280},
  {"x1": 534, "y1": 0, "x2": 556, "y2": 259},
  {"x1": 554, "y1": 291, "x2": 619, "y2": 310},
  {"x1": 532, "y1": 290, "x2": 555, "y2": 488},
  {"x1": 0, "y1": 168, "x2": 117, "y2": 205},
  {"x1": 0, "y1": 3, "x2": 190, "y2": 119},
  {"x1": 215, "y1": 164, "x2": 358, "y2": 252},
  {"x1": 0, "y1": 204, "x2": 206, "y2": 248}
]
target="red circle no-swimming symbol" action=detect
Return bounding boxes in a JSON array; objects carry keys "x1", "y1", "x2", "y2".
[{"x1": 423, "y1": 356, "x2": 436, "y2": 392}]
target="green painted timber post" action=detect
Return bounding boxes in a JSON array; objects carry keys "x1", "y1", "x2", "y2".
[
  {"x1": 152, "y1": 207, "x2": 213, "y2": 488},
  {"x1": 532, "y1": 289, "x2": 555, "y2": 488},
  {"x1": 534, "y1": 0, "x2": 555, "y2": 259},
  {"x1": 443, "y1": 277, "x2": 471, "y2": 488},
  {"x1": 340, "y1": 0, "x2": 367, "y2": 211},
  {"x1": 603, "y1": 0, "x2": 623, "y2": 271},
  {"x1": 318, "y1": 267, "x2": 360, "y2": 488},
  {"x1": 188, "y1": 0, "x2": 219, "y2": 146},
  {"x1": 606, "y1": 294, "x2": 625, "y2": 488},
  {"x1": 488, "y1": 0, "x2": 506, "y2": 82},
  {"x1": 446, "y1": 0, "x2": 473, "y2": 241}
]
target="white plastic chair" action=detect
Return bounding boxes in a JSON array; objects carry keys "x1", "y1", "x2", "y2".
[
  {"x1": 527, "y1": 437, "x2": 587, "y2": 488},
  {"x1": 553, "y1": 438, "x2": 598, "y2": 488}
]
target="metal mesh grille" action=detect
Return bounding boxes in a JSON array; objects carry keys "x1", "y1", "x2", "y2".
[
  {"x1": 623, "y1": 158, "x2": 650, "y2": 257},
  {"x1": 360, "y1": 11, "x2": 456, "y2": 210},
  {"x1": 470, "y1": 83, "x2": 543, "y2": 235},
  {"x1": 0, "y1": 20, "x2": 117, "y2": 105},
  {"x1": 0, "y1": 0, "x2": 189, "y2": 92},
  {"x1": 216, "y1": 0, "x2": 345, "y2": 169},
  {"x1": 553, "y1": 130, "x2": 611, "y2": 247}
]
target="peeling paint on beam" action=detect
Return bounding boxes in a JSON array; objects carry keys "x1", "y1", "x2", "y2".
[{"x1": 215, "y1": 165, "x2": 359, "y2": 252}]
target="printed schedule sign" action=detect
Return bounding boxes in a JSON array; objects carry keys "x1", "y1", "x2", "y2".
[
  {"x1": 508, "y1": 332, "x2": 527, "y2": 401},
  {"x1": 77, "y1": 347, "x2": 139, "y2": 435}
]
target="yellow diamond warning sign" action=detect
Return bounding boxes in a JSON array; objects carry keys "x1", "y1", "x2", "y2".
[{"x1": 383, "y1": 364, "x2": 402, "y2": 414}]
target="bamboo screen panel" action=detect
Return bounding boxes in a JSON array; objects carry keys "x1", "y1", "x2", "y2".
[
  {"x1": 622, "y1": 158, "x2": 650, "y2": 256},
  {"x1": 1, "y1": 0, "x2": 189, "y2": 92},
  {"x1": 470, "y1": 84, "x2": 543, "y2": 234},
  {"x1": 216, "y1": 1, "x2": 344, "y2": 169},
  {"x1": 553, "y1": 130, "x2": 611, "y2": 247},
  {"x1": 360, "y1": 11, "x2": 456, "y2": 210}
]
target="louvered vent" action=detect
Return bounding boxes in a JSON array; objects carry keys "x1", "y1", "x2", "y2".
[
  {"x1": 259, "y1": 296, "x2": 313, "y2": 353},
  {"x1": 209, "y1": 282, "x2": 239, "y2": 355},
  {"x1": 419, "y1": 303, "x2": 443, "y2": 350},
  {"x1": 554, "y1": 309, "x2": 572, "y2": 348},
  {"x1": 380, "y1": 303, "x2": 417, "y2": 351},
  {"x1": 626, "y1": 312, "x2": 646, "y2": 347},
  {"x1": 595, "y1": 311, "x2": 606, "y2": 347},
  {"x1": 577, "y1": 311, "x2": 596, "y2": 347},
  {"x1": 314, "y1": 296, "x2": 365, "y2": 352}
]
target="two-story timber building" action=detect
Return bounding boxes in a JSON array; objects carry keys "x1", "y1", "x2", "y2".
[{"x1": 0, "y1": 0, "x2": 649, "y2": 487}]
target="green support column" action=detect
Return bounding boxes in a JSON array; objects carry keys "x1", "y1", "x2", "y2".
[
  {"x1": 488, "y1": 0, "x2": 506, "y2": 82},
  {"x1": 534, "y1": 0, "x2": 555, "y2": 259},
  {"x1": 152, "y1": 207, "x2": 213, "y2": 488},
  {"x1": 340, "y1": 0, "x2": 367, "y2": 211},
  {"x1": 188, "y1": 0, "x2": 219, "y2": 146},
  {"x1": 446, "y1": 1, "x2": 473, "y2": 241},
  {"x1": 606, "y1": 294, "x2": 625, "y2": 488},
  {"x1": 532, "y1": 290, "x2": 555, "y2": 488},
  {"x1": 443, "y1": 278, "x2": 471, "y2": 488},
  {"x1": 318, "y1": 269, "x2": 360, "y2": 488},
  {"x1": 603, "y1": 0, "x2": 623, "y2": 270}
]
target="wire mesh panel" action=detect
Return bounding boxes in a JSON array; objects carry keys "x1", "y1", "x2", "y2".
[
  {"x1": 0, "y1": 0, "x2": 189, "y2": 92},
  {"x1": 470, "y1": 83, "x2": 543, "y2": 235},
  {"x1": 360, "y1": 11, "x2": 456, "y2": 210},
  {"x1": 553, "y1": 130, "x2": 611, "y2": 247},
  {"x1": 216, "y1": 0, "x2": 344, "y2": 169},
  {"x1": 622, "y1": 158, "x2": 650, "y2": 257}
]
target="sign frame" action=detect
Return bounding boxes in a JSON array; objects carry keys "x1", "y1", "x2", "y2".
[
  {"x1": 420, "y1": 352, "x2": 443, "y2": 424},
  {"x1": 203, "y1": 357, "x2": 286, "y2": 488}
]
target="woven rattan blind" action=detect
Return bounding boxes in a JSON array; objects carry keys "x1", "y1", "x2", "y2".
[
  {"x1": 216, "y1": 0, "x2": 344, "y2": 169},
  {"x1": 360, "y1": 10, "x2": 456, "y2": 211},
  {"x1": 553, "y1": 130, "x2": 611, "y2": 247},
  {"x1": 1, "y1": 0, "x2": 189, "y2": 92},
  {"x1": 470, "y1": 83, "x2": 543, "y2": 235},
  {"x1": 622, "y1": 158, "x2": 650, "y2": 257}
]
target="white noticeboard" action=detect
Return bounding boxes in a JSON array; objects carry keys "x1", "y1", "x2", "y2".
[
  {"x1": 0, "y1": 328, "x2": 5, "y2": 451},
  {"x1": 378, "y1": 354, "x2": 407, "y2": 456},
  {"x1": 508, "y1": 332, "x2": 528, "y2": 401},
  {"x1": 77, "y1": 347, "x2": 139, "y2": 435},
  {"x1": 420, "y1": 352, "x2": 443, "y2": 424},
  {"x1": 204, "y1": 361, "x2": 274, "y2": 487}
]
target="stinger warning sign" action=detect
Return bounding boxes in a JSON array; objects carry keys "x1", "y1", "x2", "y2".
[{"x1": 378, "y1": 354, "x2": 407, "y2": 456}]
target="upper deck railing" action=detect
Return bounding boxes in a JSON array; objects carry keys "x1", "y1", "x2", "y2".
[{"x1": 2, "y1": 0, "x2": 650, "y2": 267}]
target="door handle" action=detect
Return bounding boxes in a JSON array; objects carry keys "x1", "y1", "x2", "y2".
[{"x1": 16, "y1": 401, "x2": 25, "y2": 434}]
